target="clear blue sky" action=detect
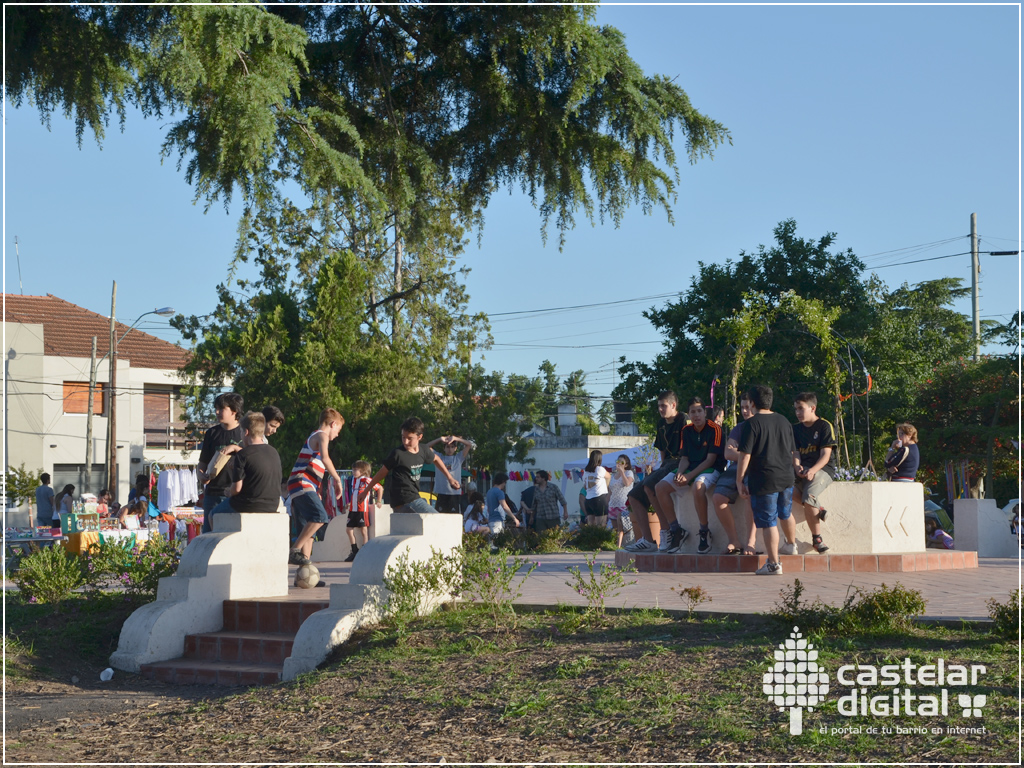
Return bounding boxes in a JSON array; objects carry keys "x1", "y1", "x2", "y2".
[{"x1": 4, "y1": 4, "x2": 1020, "y2": 404}]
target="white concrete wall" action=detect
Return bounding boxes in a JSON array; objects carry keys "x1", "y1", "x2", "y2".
[
  {"x1": 667, "y1": 480, "x2": 927, "y2": 554},
  {"x1": 954, "y1": 498, "x2": 1020, "y2": 558}
]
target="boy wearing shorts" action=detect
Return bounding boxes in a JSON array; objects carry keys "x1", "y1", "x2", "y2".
[
  {"x1": 792, "y1": 392, "x2": 836, "y2": 553},
  {"x1": 624, "y1": 390, "x2": 685, "y2": 552},
  {"x1": 345, "y1": 460, "x2": 381, "y2": 562},
  {"x1": 736, "y1": 385, "x2": 796, "y2": 575},
  {"x1": 287, "y1": 409, "x2": 345, "y2": 566},
  {"x1": 657, "y1": 397, "x2": 725, "y2": 554}
]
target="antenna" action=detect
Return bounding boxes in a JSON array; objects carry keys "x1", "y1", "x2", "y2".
[{"x1": 14, "y1": 236, "x2": 24, "y2": 295}]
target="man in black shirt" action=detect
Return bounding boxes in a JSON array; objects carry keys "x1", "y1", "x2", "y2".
[
  {"x1": 737, "y1": 385, "x2": 795, "y2": 576},
  {"x1": 198, "y1": 392, "x2": 244, "y2": 533},
  {"x1": 208, "y1": 411, "x2": 283, "y2": 516},
  {"x1": 624, "y1": 391, "x2": 686, "y2": 553},
  {"x1": 792, "y1": 392, "x2": 836, "y2": 554}
]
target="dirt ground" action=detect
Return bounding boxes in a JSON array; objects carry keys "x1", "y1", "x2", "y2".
[{"x1": 5, "y1": 613, "x2": 1015, "y2": 764}]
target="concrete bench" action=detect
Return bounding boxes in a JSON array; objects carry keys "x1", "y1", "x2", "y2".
[{"x1": 655, "y1": 480, "x2": 926, "y2": 554}]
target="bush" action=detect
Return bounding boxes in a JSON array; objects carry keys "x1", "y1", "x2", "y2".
[
  {"x1": 533, "y1": 525, "x2": 572, "y2": 554},
  {"x1": 770, "y1": 579, "x2": 927, "y2": 634},
  {"x1": 381, "y1": 548, "x2": 463, "y2": 639},
  {"x1": 567, "y1": 524, "x2": 617, "y2": 552},
  {"x1": 564, "y1": 554, "x2": 637, "y2": 619},
  {"x1": 115, "y1": 535, "x2": 183, "y2": 605},
  {"x1": 461, "y1": 548, "x2": 539, "y2": 629},
  {"x1": 986, "y1": 588, "x2": 1020, "y2": 639},
  {"x1": 12, "y1": 545, "x2": 84, "y2": 606}
]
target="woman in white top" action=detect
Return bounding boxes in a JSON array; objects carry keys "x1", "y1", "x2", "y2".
[
  {"x1": 582, "y1": 450, "x2": 610, "y2": 527},
  {"x1": 607, "y1": 454, "x2": 636, "y2": 548}
]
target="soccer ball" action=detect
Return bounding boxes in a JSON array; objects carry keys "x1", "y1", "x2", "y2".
[{"x1": 294, "y1": 563, "x2": 321, "y2": 589}]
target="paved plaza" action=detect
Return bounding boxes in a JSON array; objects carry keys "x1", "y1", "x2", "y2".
[{"x1": 293, "y1": 552, "x2": 1019, "y2": 623}]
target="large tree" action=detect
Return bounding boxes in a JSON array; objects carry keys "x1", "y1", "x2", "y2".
[
  {"x1": 10, "y1": 4, "x2": 732, "y2": 456},
  {"x1": 614, "y1": 220, "x2": 984, "y2": 476}
]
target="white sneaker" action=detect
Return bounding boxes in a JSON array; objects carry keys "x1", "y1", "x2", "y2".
[
  {"x1": 756, "y1": 561, "x2": 784, "y2": 575},
  {"x1": 658, "y1": 529, "x2": 672, "y2": 553},
  {"x1": 779, "y1": 541, "x2": 798, "y2": 556},
  {"x1": 628, "y1": 538, "x2": 658, "y2": 552}
]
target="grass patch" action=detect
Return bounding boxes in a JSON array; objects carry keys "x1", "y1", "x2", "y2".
[{"x1": 6, "y1": 598, "x2": 1017, "y2": 763}]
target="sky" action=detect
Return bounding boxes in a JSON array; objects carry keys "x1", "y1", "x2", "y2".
[{"x1": 3, "y1": 4, "x2": 1020, "y2": 408}]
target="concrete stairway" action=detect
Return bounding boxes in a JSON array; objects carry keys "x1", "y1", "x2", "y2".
[{"x1": 139, "y1": 598, "x2": 330, "y2": 686}]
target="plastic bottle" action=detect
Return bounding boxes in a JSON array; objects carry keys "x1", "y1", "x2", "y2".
[{"x1": 100, "y1": 668, "x2": 114, "y2": 682}]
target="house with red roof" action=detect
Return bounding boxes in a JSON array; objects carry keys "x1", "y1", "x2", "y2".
[{"x1": 3, "y1": 294, "x2": 198, "y2": 521}]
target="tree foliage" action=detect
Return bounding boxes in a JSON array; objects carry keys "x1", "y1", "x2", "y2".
[
  {"x1": 7, "y1": 4, "x2": 730, "y2": 243},
  {"x1": 614, "y1": 219, "x2": 1008, "y2": 492}
]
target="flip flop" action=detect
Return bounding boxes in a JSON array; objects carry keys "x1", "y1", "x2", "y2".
[{"x1": 724, "y1": 545, "x2": 741, "y2": 555}]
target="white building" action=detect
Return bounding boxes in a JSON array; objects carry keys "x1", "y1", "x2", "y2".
[
  {"x1": 505, "y1": 405, "x2": 649, "y2": 508},
  {"x1": 4, "y1": 294, "x2": 197, "y2": 523}
]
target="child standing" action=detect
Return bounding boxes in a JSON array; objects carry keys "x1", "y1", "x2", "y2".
[
  {"x1": 486, "y1": 471, "x2": 520, "y2": 536},
  {"x1": 359, "y1": 417, "x2": 462, "y2": 514},
  {"x1": 345, "y1": 460, "x2": 381, "y2": 562},
  {"x1": 287, "y1": 409, "x2": 345, "y2": 566},
  {"x1": 607, "y1": 454, "x2": 635, "y2": 548},
  {"x1": 425, "y1": 435, "x2": 476, "y2": 513}
]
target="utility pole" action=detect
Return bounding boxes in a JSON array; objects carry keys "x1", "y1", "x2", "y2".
[
  {"x1": 84, "y1": 337, "x2": 97, "y2": 494},
  {"x1": 970, "y1": 213, "x2": 980, "y2": 361},
  {"x1": 106, "y1": 281, "x2": 117, "y2": 495}
]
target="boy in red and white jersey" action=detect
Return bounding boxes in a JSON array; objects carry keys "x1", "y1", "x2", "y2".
[{"x1": 345, "y1": 461, "x2": 381, "y2": 562}]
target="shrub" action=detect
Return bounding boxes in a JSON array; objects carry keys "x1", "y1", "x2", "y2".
[
  {"x1": 381, "y1": 548, "x2": 463, "y2": 639},
  {"x1": 770, "y1": 579, "x2": 927, "y2": 634},
  {"x1": 116, "y1": 535, "x2": 183, "y2": 605},
  {"x1": 672, "y1": 584, "x2": 712, "y2": 620},
  {"x1": 533, "y1": 525, "x2": 572, "y2": 554},
  {"x1": 461, "y1": 548, "x2": 539, "y2": 629},
  {"x1": 564, "y1": 554, "x2": 637, "y2": 619},
  {"x1": 986, "y1": 588, "x2": 1020, "y2": 639},
  {"x1": 567, "y1": 524, "x2": 617, "y2": 552},
  {"x1": 12, "y1": 545, "x2": 84, "y2": 606}
]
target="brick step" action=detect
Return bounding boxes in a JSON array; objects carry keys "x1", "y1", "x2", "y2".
[
  {"x1": 617, "y1": 550, "x2": 979, "y2": 573},
  {"x1": 222, "y1": 598, "x2": 330, "y2": 633},
  {"x1": 139, "y1": 658, "x2": 282, "y2": 687},
  {"x1": 184, "y1": 630, "x2": 294, "y2": 665}
]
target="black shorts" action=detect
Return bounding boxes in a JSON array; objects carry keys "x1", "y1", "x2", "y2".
[
  {"x1": 584, "y1": 494, "x2": 609, "y2": 517},
  {"x1": 626, "y1": 462, "x2": 678, "y2": 502},
  {"x1": 434, "y1": 493, "x2": 462, "y2": 514},
  {"x1": 346, "y1": 508, "x2": 368, "y2": 528}
]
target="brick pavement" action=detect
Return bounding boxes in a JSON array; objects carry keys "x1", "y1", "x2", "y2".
[
  {"x1": 509, "y1": 553, "x2": 1020, "y2": 622},
  {"x1": 290, "y1": 552, "x2": 1019, "y2": 623}
]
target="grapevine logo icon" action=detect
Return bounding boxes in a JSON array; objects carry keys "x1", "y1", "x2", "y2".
[{"x1": 763, "y1": 626, "x2": 828, "y2": 735}]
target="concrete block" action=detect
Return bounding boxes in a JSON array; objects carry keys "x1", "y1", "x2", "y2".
[
  {"x1": 111, "y1": 513, "x2": 289, "y2": 672},
  {"x1": 668, "y1": 481, "x2": 927, "y2": 554},
  {"x1": 283, "y1": 512, "x2": 462, "y2": 680},
  {"x1": 311, "y1": 506, "x2": 392, "y2": 562},
  {"x1": 954, "y1": 499, "x2": 1020, "y2": 558}
]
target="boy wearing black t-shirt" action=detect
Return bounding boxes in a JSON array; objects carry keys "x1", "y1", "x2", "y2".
[
  {"x1": 792, "y1": 392, "x2": 836, "y2": 554},
  {"x1": 208, "y1": 411, "x2": 283, "y2": 517},
  {"x1": 360, "y1": 417, "x2": 462, "y2": 514},
  {"x1": 737, "y1": 385, "x2": 795, "y2": 575},
  {"x1": 624, "y1": 391, "x2": 686, "y2": 553},
  {"x1": 198, "y1": 392, "x2": 244, "y2": 534},
  {"x1": 656, "y1": 397, "x2": 726, "y2": 554}
]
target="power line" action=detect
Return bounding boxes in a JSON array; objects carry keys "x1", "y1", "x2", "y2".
[{"x1": 869, "y1": 250, "x2": 1017, "y2": 269}]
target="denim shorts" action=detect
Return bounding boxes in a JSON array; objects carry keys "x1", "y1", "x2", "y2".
[
  {"x1": 750, "y1": 487, "x2": 794, "y2": 529},
  {"x1": 393, "y1": 496, "x2": 435, "y2": 515},
  {"x1": 712, "y1": 471, "x2": 744, "y2": 504},
  {"x1": 291, "y1": 491, "x2": 329, "y2": 525}
]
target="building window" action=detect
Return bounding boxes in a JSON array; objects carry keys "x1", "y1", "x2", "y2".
[
  {"x1": 63, "y1": 381, "x2": 105, "y2": 415},
  {"x1": 144, "y1": 385, "x2": 190, "y2": 449}
]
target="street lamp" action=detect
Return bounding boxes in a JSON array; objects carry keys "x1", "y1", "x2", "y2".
[{"x1": 84, "y1": 285, "x2": 175, "y2": 498}]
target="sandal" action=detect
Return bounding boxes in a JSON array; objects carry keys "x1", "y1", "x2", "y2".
[
  {"x1": 723, "y1": 545, "x2": 741, "y2": 555},
  {"x1": 812, "y1": 534, "x2": 830, "y2": 553}
]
